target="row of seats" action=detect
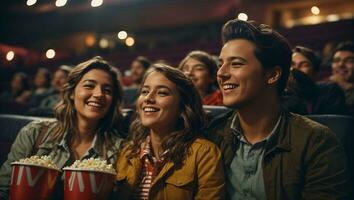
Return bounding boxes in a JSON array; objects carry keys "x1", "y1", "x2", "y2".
[{"x1": 1, "y1": 107, "x2": 353, "y2": 174}]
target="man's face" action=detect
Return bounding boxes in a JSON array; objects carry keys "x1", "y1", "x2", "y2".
[
  {"x1": 291, "y1": 52, "x2": 314, "y2": 78},
  {"x1": 217, "y1": 39, "x2": 269, "y2": 108},
  {"x1": 332, "y1": 50, "x2": 354, "y2": 82},
  {"x1": 130, "y1": 61, "x2": 147, "y2": 84}
]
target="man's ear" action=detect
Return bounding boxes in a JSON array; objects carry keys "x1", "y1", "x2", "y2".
[{"x1": 267, "y1": 66, "x2": 282, "y2": 85}]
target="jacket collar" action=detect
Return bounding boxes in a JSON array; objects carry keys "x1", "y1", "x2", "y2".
[
  {"x1": 264, "y1": 111, "x2": 291, "y2": 155},
  {"x1": 229, "y1": 110, "x2": 291, "y2": 153}
]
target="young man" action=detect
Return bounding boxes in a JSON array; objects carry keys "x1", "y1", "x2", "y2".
[
  {"x1": 329, "y1": 41, "x2": 354, "y2": 116},
  {"x1": 207, "y1": 19, "x2": 351, "y2": 199},
  {"x1": 285, "y1": 46, "x2": 347, "y2": 115}
]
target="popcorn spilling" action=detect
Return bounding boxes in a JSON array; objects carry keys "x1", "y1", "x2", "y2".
[
  {"x1": 63, "y1": 158, "x2": 116, "y2": 174},
  {"x1": 13, "y1": 155, "x2": 59, "y2": 170}
]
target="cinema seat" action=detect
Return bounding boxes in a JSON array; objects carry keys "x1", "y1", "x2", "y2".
[
  {"x1": 306, "y1": 114, "x2": 354, "y2": 183},
  {"x1": 0, "y1": 114, "x2": 47, "y2": 165}
]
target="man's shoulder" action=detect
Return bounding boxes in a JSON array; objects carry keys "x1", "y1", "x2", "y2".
[{"x1": 287, "y1": 113, "x2": 335, "y2": 140}]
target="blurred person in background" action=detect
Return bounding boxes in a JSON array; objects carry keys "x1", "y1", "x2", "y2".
[
  {"x1": 0, "y1": 56, "x2": 125, "y2": 200},
  {"x1": 127, "y1": 56, "x2": 151, "y2": 89},
  {"x1": 123, "y1": 56, "x2": 151, "y2": 108},
  {"x1": 116, "y1": 64, "x2": 224, "y2": 200},
  {"x1": 284, "y1": 46, "x2": 347, "y2": 115},
  {"x1": 179, "y1": 50, "x2": 223, "y2": 105},
  {"x1": 26, "y1": 68, "x2": 53, "y2": 109},
  {"x1": 0, "y1": 72, "x2": 32, "y2": 114},
  {"x1": 0, "y1": 72, "x2": 31, "y2": 104},
  {"x1": 329, "y1": 41, "x2": 354, "y2": 116},
  {"x1": 39, "y1": 65, "x2": 72, "y2": 109},
  {"x1": 26, "y1": 65, "x2": 73, "y2": 117},
  {"x1": 319, "y1": 41, "x2": 338, "y2": 80}
]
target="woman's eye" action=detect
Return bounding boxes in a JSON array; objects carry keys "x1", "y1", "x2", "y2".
[
  {"x1": 104, "y1": 88, "x2": 112, "y2": 94},
  {"x1": 158, "y1": 91, "x2": 169, "y2": 96},
  {"x1": 83, "y1": 84, "x2": 94, "y2": 89},
  {"x1": 195, "y1": 66, "x2": 206, "y2": 71},
  {"x1": 141, "y1": 90, "x2": 149, "y2": 95}
]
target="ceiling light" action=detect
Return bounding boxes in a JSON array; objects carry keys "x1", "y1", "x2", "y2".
[
  {"x1": 6, "y1": 51, "x2": 15, "y2": 61},
  {"x1": 91, "y1": 0, "x2": 103, "y2": 7},
  {"x1": 125, "y1": 37, "x2": 135, "y2": 47},
  {"x1": 311, "y1": 6, "x2": 320, "y2": 15},
  {"x1": 99, "y1": 38, "x2": 109, "y2": 48},
  {"x1": 26, "y1": 0, "x2": 37, "y2": 6},
  {"x1": 237, "y1": 13, "x2": 248, "y2": 21},
  {"x1": 117, "y1": 31, "x2": 128, "y2": 40},
  {"x1": 46, "y1": 49, "x2": 56, "y2": 59},
  {"x1": 55, "y1": 0, "x2": 67, "y2": 7}
]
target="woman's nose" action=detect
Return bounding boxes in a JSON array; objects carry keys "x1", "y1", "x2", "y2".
[
  {"x1": 93, "y1": 87, "x2": 104, "y2": 98},
  {"x1": 144, "y1": 92, "x2": 155, "y2": 103}
]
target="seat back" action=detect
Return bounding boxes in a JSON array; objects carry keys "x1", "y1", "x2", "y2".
[
  {"x1": 306, "y1": 114, "x2": 354, "y2": 182},
  {"x1": 306, "y1": 115, "x2": 354, "y2": 146},
  {"x1": 0, "y1": 114, "x2": 45, "y2": 165},
  {"x1": 203, "y1": 105, "x2": 231, "y2": 119}
]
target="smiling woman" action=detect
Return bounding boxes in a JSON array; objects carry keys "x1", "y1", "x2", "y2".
[
  {"x1": 0, "y1": 56, "x2": 125, "y2": 200},
  {"x1": 115, "y1": 64, "x2": 225, "y2": 200}
]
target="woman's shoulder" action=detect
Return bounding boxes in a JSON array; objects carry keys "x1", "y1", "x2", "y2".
[
  {"x1": 191, "y1": 137, "x2": 220, "y2": 153},
  {"x1": 20, "y1": 119, "x2": 57, "y2": 133}
]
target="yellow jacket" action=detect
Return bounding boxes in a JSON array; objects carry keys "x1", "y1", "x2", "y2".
[{"x1": 115, "y1": 138, "x2": 225, "y2": 200}]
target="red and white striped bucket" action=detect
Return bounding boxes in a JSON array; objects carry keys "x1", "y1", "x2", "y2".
[
  {"x1": 9, "y1": 163, "x2": 60, "y2": 200},
  {"x1": 63, "y1": 168, "x2": 115, "y2": 200}
]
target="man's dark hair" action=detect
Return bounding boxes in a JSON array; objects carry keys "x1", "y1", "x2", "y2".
[
  {"x1": 293, "y1": 46, "x2": 321, "y2": 72},
  {"x1": 333, "y1": 41, "x2": 354, "y2": 56},
  {"x1": 134, "y1": 56, "x2": 151, "y2": 69},
  {"x1": 221, "y1": 19, "x2": 292, "y2": 95}
]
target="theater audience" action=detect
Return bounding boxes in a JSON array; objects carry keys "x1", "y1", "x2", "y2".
[
  {"x1": 179, "y1": 50, "x2": 223, "y2": 105},
  {"x1": 123, "y1": 56, "x2": 151, "y2": 107},
  {"x1": 283, "y1": 46, "x2": 347, "y2": 115},
  {"x1": 26, "y1": 68, "x2": 52, "y2": 108},
  {"x1": 329, "y1": 41, "x2": 354, "y2": 116},
  {"x1": 0, "y1": 57, "x2": 124, "y2": 199},
  {"x1": 0, "y1": 72, "x2": 31, "y2": 114},
  {"x1": 40, "y1": 65, "x2": 72, "y2": 108},
  {"x1": 116, "y1": 64, "x2": 224, "y2": 200},
  {"x1": 25, "y1": 65, "x2": 73, "y2": 117},
  {"x1": 206, "y1": 19, "x2": 351, "y2": 199}
]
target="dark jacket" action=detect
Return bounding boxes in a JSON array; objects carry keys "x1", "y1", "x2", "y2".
[{"x1": 206, "y1": 110, "x2": 352, "y2": 200}]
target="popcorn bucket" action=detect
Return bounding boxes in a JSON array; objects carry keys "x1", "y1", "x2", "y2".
[
  {"x1": 9, "y1": 163, "x2": 60, "y2": 200},
  {"x1": 63, "y1": 168, "x2": 116, "y2": 200}
]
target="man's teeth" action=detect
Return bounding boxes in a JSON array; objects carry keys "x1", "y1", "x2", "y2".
[
  {"x1": 144, "y1": 107, "x2": 158, "y2": 112},
  {"x1": 223, "y1": 84, "x2": 237, "y2": 90}
]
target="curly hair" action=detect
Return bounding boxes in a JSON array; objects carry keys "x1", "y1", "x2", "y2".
[
  {"x1": 53, "y1": 56, "x2": 124, "y2": 158},
  {"x1": 125, "y1": 63, "x2": 206, "y2": 167}
]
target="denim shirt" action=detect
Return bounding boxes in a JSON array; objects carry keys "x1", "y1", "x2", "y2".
[
  {"x1": 0, "y1": 120, "x2": 123, "y2": 200},
  {"x1": 226, "y1": 114, "x2": 282, "y2": 200}
]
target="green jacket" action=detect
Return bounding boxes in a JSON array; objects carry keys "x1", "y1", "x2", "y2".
[
  {"x1": 0, "y1": 120, "x2": 123, "y2": 200},
  {"x1": 206, "y1": 111, "x2": 352, "y2": 200},
  {"x1": 115, "y1": 138, "x2": 225, "y2": 200}
]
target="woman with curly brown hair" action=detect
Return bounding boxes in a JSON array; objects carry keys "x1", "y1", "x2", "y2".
[
  {"x1": 115, "y1": 64, "x2": 225, "y2": 200},
  {"x1": 0, "y1": 56, "x2": 125, "y2": 199}
]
